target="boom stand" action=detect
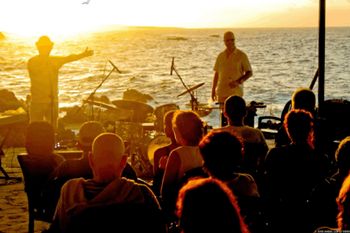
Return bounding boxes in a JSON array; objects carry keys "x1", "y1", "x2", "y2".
[
  {"x1": 77, "y1": 60, "x2": 121, "y2": 120},
  {"x1": 170, "y1": 58, "x2": 198, "y2": 111}
]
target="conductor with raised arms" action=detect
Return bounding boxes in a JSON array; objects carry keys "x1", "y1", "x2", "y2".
[{"x1": 27, "y1": 35, "x2": 93, "y2": 129}]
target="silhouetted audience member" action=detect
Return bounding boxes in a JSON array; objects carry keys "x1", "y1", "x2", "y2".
[
  {"x1": 333, "y1": 137, "x2": 350, "y2": 187},
  {"x1": 337, "y1": 173, "x2": 350, "y2": 230},
  {"x1": 199, "y1": 130, "x2": 261, "y2": 232},
  {"x1": 314, "y1": 173, "x2": 350, "y2": 233},
  {"x1": 48, "y1": 133, "x2": 160, "y2": 233},
  {"x1": 275, "y1": 87, "x2": 316, "y2": 147},
  {"x1": 312, "y1": 136, "x2": 350, "y2": 228},
  {"x1": 24, "y1": 121, "x2": 66, "y2": 219},
  {"x1": 152, "y1": 110, "x2": 179, "y2": 195},
  {"x1": 25, "y1": 121, "x2": 65, "y2": 172},
  {"x1": 176, "y1": 178, "x2": 250, "y2": 233},
  {"x1": 53, "y1": 121, "x2": 137, "y2": 182},
  {"x1": 53, "y1": 121, "x2": 105, "y2": 180},
  {"x1": 160, "y1": 110, "x2": 204, "y2": 217},
  {"x1": 216, "y1": 95, "x2": 268, "y2": 176},
  {"x1": 264, "y1": 109, "x2": 327, "y2": 233}
]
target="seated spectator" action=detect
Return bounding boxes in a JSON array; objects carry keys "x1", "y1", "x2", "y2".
[
  {"x1": 199, "y1": 130, "x2": 261, "y2": 232},
  {"x1": 25, "y1": 121, "x2": 65, "y2": 174},
  {"x1": 53, "y1": 121, "x2": 105, "y2": 180},
  {"x1": 215, "y1": 95, "x2": 268, "y2": 176},
  {"x1": 160, "y1": 110, "x2": 204, "y2": 216},
  {"x1": 152, "y1": 110, "x2": 179, "y2": 195},
  {"x1": 337, "y1": 173, "x2": 350, "y2": 230},
  {"x1": 264, "y1": 109, "x2": 327, "y2": 233},
  {"x1": 312, "y1": 136, "x2": 350, "y2": 228},
  {"x1": 53, "y1": 121, "x2": 137, "y2": 182},
  {"x1": 176, "y1": 177, "x2": 249, "y2": 233},
  {"x1": 24, "y1": 121, "x2": 66, "y2": 219},
  {"x1": 275, "y1": 87, "x2": 316, "y2": 147},
  {"x1": 48, "y1": 133, "x2": 160, "y2": 232},
  {"x1": 333, "y1": 137, "x2": 350, "y2": 188},
  {"x1": 314, "y1": 173, "x2": 350, "y2": 232}
]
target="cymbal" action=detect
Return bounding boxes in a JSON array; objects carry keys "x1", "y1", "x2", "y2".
[
  {"x1": 83, "y1": 99, "x2": 117, "y2": 110},
  {"x1": 112, "y1": 99, "x2": 154, "y2": 122},
  {"x1": 177, "y1": 82, "x2": 205, "y2": 97},
  {"x1": 112, "y1": 100, "x2": 154, "y2": 112}
]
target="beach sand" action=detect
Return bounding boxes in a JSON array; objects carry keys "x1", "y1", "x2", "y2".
[{"x1": 0, "y1": 148, "x2": 50, "y2": 233}]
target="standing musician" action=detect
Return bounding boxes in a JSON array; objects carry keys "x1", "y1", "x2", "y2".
[{"x1": 211, "y1": 31, "x2": 252, "y2": 126}]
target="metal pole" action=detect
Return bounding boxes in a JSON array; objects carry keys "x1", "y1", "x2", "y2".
[{"x1": 318, "y1": 0, "x2": 325, "y2": 116}]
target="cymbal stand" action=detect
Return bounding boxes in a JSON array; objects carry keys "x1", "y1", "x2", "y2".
[
  {"x1": 170, "y1": 57, "x2": 198, "y2": 110},
  {"x1": 76, "y1": 60, "x2": 121, "y2": 120}
]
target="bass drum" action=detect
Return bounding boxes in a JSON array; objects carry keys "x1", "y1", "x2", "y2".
[{"x1": 147, "y1": 134, "x2": 171, "y2": 167}]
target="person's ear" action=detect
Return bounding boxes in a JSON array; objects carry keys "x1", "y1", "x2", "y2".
[{"x1": 223, "y1": 111, "x2": 229, "y2": 119}]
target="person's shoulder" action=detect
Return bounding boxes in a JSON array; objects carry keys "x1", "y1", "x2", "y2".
[
  {"x1": 28, "y1": 55, "x2": 39, "y2": 64},
  {"x1": 242, "y1": 125, "x2": 261, "y2": 133},
  {"x1": 266, "y1": 146, "x2": 287, "y2": 161},
  {"x1": 217, "y1": 50, "x2": 226, "y2": 58},
  {"x1": 235, "y1": 48, "x2": 247, "y2": 54},
  {"x1": 62, "y1": 177, "x2": 85, "y2": 191},
  {"x1": 236, "y1": 172, "x2": 256, "y2": 183},
  {"x1": 235, "y1": 48, "x2": 250, "y2": 58}
]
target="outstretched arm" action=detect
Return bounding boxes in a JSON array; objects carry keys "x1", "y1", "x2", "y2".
[{"x1": 63, "y1": 47, "x2": 94, "y2": 64}]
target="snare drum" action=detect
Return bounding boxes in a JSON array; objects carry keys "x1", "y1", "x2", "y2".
[
  {"x1": 154, "y1": 103, "x2": 179, "y2": 132},
  {"x1": 147, "y1": 135, "x2": 171, "y2": 166}
]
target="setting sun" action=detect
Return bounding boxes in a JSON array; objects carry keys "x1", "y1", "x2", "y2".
[{"x1": 0, "y1": 0, "x2": 349, "y2": 38}]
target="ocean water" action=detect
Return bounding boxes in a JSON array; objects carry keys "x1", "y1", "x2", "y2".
[{"x1": 0, "y1": 27, "x2": 349, "y2": 127}]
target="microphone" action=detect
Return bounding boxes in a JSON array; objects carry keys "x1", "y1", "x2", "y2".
[
  {"x1": 108, "y1": 60, "x2": 122, "y2": 74},
  {"x1": 170, "y1": 57, "x2": 174, "y2": 75}
]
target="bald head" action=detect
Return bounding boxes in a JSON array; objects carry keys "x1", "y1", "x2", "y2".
[
  {"x1": 224, "y1": 31, "x2": 236, "y2": 50},
  {"x1": 90, "y1": 133, "x2": 126, "y2": 182}
]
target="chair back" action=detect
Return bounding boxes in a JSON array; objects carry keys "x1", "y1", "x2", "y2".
[{"x1": 17, "y1": 154, "x2": 58, "y2": 229}]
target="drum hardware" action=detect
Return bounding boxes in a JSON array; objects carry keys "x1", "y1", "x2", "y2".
[
  {"x1": 147, "y1": 134, "x2": 172, "y2": 167},
  {"x1": 76, "y1": 60, "x2": 121, "y2": 120},
  {"x1": 170, "y1": 58, "x2": 212, "y2": 117},
  {"x1": 115, "y1": 121, "x2": 153, "y2": 178},
  {"x1": 112, "y1": 100, "x2": 154, "y2": 123}
]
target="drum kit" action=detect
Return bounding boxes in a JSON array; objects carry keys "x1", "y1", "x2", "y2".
[{"x1": 79, "y1": 58, "x2": 220, "y2": 178}]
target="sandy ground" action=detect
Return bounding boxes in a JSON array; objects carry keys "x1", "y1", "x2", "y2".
[{"x1": 0, "y1": 148, "x2": 50, "y2": 233}]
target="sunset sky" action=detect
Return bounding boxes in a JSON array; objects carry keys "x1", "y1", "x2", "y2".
[{"x1": 0, "y1": 0, "x2": 349, "y2": 37}]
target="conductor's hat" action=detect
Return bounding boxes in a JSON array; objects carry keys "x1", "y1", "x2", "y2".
[{"x1": 36, "y1": 36, "x2": 54, "y2": 46}]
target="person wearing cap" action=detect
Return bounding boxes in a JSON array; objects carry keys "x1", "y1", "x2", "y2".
[
  {"x1": 52, "y1": 121, "x2": 105, "y2": 180},
  {"x1": 27, "y1": 35, "x2": 93, "y2": 129},
  {"x1": 52, "y1": 121, "x2": 137, "y2": 182}
]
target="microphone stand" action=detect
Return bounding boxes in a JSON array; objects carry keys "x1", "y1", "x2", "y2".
[
  {"x1": 76, "y1": 61, "x2": 121, "y2": 119},
  {"x1": 170, "y1": 57, "x2": 198, "y2": 111}
]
